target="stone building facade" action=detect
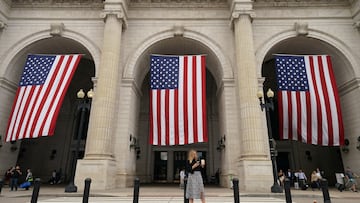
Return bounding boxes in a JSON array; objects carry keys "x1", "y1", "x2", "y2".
[{"x1": 0, "y1": 0, "x2": 359, "y2": 192}]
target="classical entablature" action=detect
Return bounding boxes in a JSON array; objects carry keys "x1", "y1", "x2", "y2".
[
  {"x1": 129, "y1": 0, "x2": 228, "y2": 8},
  {"x1": 10, "y1": 0, "x2": 104, "y2": 8}
]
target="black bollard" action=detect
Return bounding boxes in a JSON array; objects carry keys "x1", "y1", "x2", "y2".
[
  {"x1": 82, "y1": 178, "x2": 91, "y2": 203},
  {"x1": 232, "y1": 178, "x2": 240, "y2": 203},
  {"x1": 31, "y1": 178, "x2": 41, "y2": 203},
  {"x1": 321, "y1": 179, "x2": 331, "y2": 203},
  {"x1": 184, "y1": 179, "x2": 189, "y2": 203},
  {"x1": 133, "y1": 178, "x2": 140, "y2": 203},
  {"x1": 284, "y1": 178, "x2": 292, "y2": 203},
  {"x1": 0, "y1": 178, "x2": 3, "y2": 195}
]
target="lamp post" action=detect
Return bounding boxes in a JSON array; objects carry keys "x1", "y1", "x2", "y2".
[
  {"x1": 257, "y1": 88, "x2": 283, "y2": 193},
  {"x1": 65, "y1": 88, "x2": 93, "y2": 193}
]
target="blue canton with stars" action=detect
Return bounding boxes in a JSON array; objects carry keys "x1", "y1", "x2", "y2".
[
  {"x1": 275, "y1": 56, "x2": 309, "y2": 91},
  {"x1": 150, "y1": 55, "x2": 179, "y2": 90},
  {"x1": 19, "y1": 55, "x2": 56, "y2": 86}
]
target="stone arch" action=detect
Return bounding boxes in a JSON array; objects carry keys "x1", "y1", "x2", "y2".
[
  {"x1": 0, "y1": 29, "x2": 101, "y2": 79},
  {"x1": 255, "y1": 29, "x2": 359, "y2": 82},
  {"x1": 257, "y1": 29, "x2": 360, "y2": 185},
  {"x1": 123, "y1": 28, "x2": 233, "y2": 87}
]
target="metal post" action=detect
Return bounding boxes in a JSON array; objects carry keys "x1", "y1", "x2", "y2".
[
  {"x1": 321, "y1": 179, "x2": 331, "y2": 203},
  {"x1": 82, "y1": 178, "x2": 91, "y2": 203},
  {"x1": 260, "y1": 95, "x2": 283, "y2": 193},
  {"x1": 0, "y1": 178, "x2": 3, "y2": 195},
  {"x1": 184, "y1": 179, "x2": 189, "y2": 203},
  {"x1": 232, "y1": 178, "x2": 240, "y2": 203},
  {"x1": 31, "y1": 178, "x2": 41, "y2": 203},
  {"x1": 284, "y1": 178, "x2": 292, "y2": 203},
  {"x1": 65, "y1": 101, "x2": 87, "y2": 193},
  {"x1": 133, "y1": 178, "x2": 140, "y2": 203}
]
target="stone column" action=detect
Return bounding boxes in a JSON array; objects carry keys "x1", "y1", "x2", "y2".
[
  {"x1": 231, "y1": 1, "x2": 273, "y2": 192},
  {"x1": 75, "y1": 1, "x2": 127, "y2": 190}
]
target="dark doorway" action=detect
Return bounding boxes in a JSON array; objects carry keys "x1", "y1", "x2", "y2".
[
  {"x1": 277, "y1": 152, "x2": 290, "y2": 172},
  {"x1": 154, "y1": 151, "x2": 168, "y2": 182}
]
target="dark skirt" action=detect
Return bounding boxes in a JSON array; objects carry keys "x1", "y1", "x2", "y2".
[{"x1": 186, "y1": 171, "x2": 205, "y2": 199}]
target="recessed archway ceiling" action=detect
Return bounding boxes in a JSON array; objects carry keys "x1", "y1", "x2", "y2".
[
  {"x1": 263, "y1": 36, "x2": 354, "y2": 86},
  {"x1": 136, "y1": 37, "x2": 222, "y2": 88}
]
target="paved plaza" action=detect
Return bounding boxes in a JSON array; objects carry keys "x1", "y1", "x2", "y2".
[{"x1": 1, "y1": 184, "x2": 359, "y2": 203}]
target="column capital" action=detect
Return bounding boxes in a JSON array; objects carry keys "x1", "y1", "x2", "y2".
[
  {"x1": 101, "y1": 0, "x2": 129, "y2": 29},
  {"x1": 354, "y1": 21, "x2": 360, "y2": 32},
  {"x1": 229, "y1": 0, "x2": 255, "y2": 29},
  {"x1": 100, "y1": 10, "x2": 128, "y2": 29}
]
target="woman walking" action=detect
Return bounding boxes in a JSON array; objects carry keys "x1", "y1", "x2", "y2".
[{"x1": 186, "y1": 149, "x2": 206, "y2": 203}]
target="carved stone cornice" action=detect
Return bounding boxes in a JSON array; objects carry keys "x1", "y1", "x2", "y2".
[
  {"x1": 254, "y1": 0, "x2": 351, "y2": 7},
  {"x1": 11, "y1": 0, "x2": 104, "y2": 8},
  {"x1": 129, "y1": 0, "x2": 228, "y2": 8}
]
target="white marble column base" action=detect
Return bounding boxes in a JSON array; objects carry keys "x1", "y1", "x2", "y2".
[
  {"x1": 74, "y1": 159, "x2": 116, "y2": 190},
  {"x1": 116, "y1": 173, "x2": 137, "y2": 188},
  {"x1": 238, "y1": 159, "x2": 273, "y2": 192}
]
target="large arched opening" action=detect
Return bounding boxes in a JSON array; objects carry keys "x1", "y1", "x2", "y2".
[
  {"x1": 0, "y1": 37, "x2": 95, "y2": 183},
  {"x1": 261, "y1": 36, "x2": 358, "y2": 185},
  {"x1": 130, "y1": 36, "x2": 225, "y2": 184}
]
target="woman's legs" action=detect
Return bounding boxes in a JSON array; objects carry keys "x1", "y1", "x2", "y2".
[
  {"x1": 201, "y1": 192, "x2": 206, "y2": 203},
  {"x1": 189, "y1": 198, "x2": 194, "y2": 203}
]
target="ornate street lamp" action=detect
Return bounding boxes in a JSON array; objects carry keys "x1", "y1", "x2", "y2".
[
  {"x1": 65, "y1": 88, "x2": 93, "y2": 193},
  {"x1": 257, "y1": 88, "x2": 283, "y2": 193}
]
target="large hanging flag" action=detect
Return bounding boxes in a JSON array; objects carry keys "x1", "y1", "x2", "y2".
[
  {"x1": 150, "y1": 55, "x2": 207, "y2": 146},
  {"x1": 275, "y1": 55, "x2": 344, "y2": 146},
  {"x1": 5, "y1": 54, "x2": 82, "y2": 142}
]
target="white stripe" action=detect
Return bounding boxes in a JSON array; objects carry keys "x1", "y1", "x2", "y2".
[
  {"x1": 20, "y1": 86, "x2": 41, "y2": 139},
  {"x1": 178, "y1": 56, "x2": 185, "y2": 145},
  {"x1": 160, "y1": 90, "x2": 166, "y2": 145},
  {"x1": 304, "y1": 56, "x2": 318, "y2": 144},
  {"x1": 13, "y1": 87, "x2": 32, "y2": 140},
  {"x1": 312, "y1": 56, "x2": 328, "y2": 145},
  {"x1": 152, "y1": 91, "x2": 158, "y2": 145},
  {"x1": 196, "y1": 56, "x2": 204, "y2": 142},
  {"x1": 291, "y1": 91, "x2": 297, "y2": 140},
  {"x1": 321, "y1": 56, "x2": 339, "y2": 145},
  {"x1": 33, "y1": 55, "x2": 70, "y2": 137},
  {"x1": 300, "y1": 92, "x2": 307, "y2": 143},
  {"x1": 187, "y1": 56, "x2": 194, "y2": 144},
  {"x1": 169, "y1": 90, "x2": 175, "y2": 145},
  {"x1": 282, "y1": 91, "x2": 289, "y2": 140},
  {"x1": 43, "y1": 55, "x2": 79, "y2": 135},
  {"x1": 24, "y1": 56, "x2": 62, "y2": 138},
  {"x1": 7, "y1": 88, "x2": 26, "y2": 141}
]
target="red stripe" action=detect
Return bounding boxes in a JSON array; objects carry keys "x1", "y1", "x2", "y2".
[
  {"x1": 149, "y1": 90, "x2": 154, "y2": 145},
  {"x1": 49, "y1": 55, "x2": 81, "y2": 135},
  {"x1": 29, "y1": 55, "x2": 65, "y2": 137},
  {"x1": 183, "y1": 56, "x2": 189, "y2": 145},
  {"x1": 156, "y1": 91, "x2": 161, "y2": 145},
  {"x1": 306, "y1": 91, "x2": 312, "y2": 144},
  {"x1": 201, "y1": 56, "x2": 208, "y2": 142},
  {"x1": 23, "y1": 86, "x2": 44, "y2": 138},
  {"x1": 15, "y1": 87, "x2": 36, "y2": 140},
  {"x1": 165, "y1": 89, "x2": 170, "y2": 145},
  {"x1": 174, "y1": 89, "x2": 179, "y2": 145},
  {"x1": 317, "y1": 56, "x2": 333, "y2": 145},
  {"x1": 326, "y1": 56, "x2": 344, "y2": 145},
  {"x1": 278, "y1": 92, "x2": 284, "y2": 140},
  {"x1": 296, "y1": 92, "x2": 302, "y2": 141},
  {"x1": 192, "y1": 56, "x2": 198, "y2": 143},
  {"x1": 40, "y1": 55, "x2": 73, "y2": 135},
  {"x1": 287, "y1": 91, "x2": 293, "y2": 140},
  {"x1": 309, "y1": 56, "x2": 323, "y2": 145},
  {"x1": 5, "y1": 88, "x2": 21, "y2": 141},
  {"x1": 6, "y1": 87, "x2": 25, "y2": 140}
]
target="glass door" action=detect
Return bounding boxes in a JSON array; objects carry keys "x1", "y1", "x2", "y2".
[{"x1": 154, "y1": 151, "x2": 168, "y2": 182}]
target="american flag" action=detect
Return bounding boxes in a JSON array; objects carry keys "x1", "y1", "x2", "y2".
[
  {"x1": 5, "y1": 54, "x2": 82, "y2": 142},
  {"x1": 275, "y1": 55, "x2": 344, "y2": 146},
  {"x1": 150, "y1": 55, "x2": 207, "y2": 145}
]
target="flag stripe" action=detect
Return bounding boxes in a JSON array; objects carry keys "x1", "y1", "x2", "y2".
[
  {"x1": 276, "y1": 55, "x2": 344, "y2": 146},
  {"x1": 5, "y1": 54, "x2": 82, "y2": 142},
  {"x1": 150, "y1": 55, "x2": 207, "y2": 145}
]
